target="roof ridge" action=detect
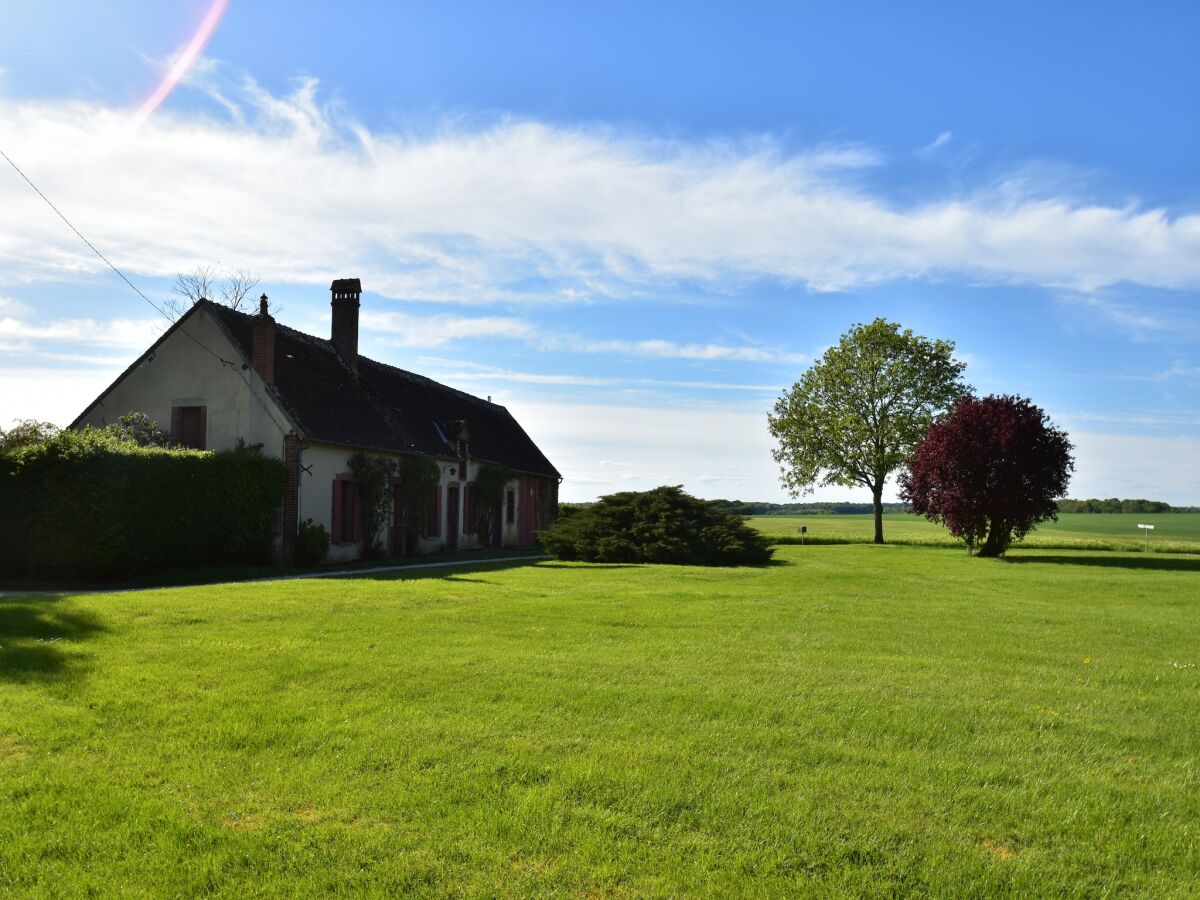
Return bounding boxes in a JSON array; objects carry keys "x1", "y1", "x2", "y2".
[
  {"x1": 202, "y1": 300, "x2": 557, "y2": 477},
  {"x1": 359, "y1": 354, "x2": 506, "y2": 411},
  {"x1": 208, "y1": 300, "x2": 504, "y2": 411}
]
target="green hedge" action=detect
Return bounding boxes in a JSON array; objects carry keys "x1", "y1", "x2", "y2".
[
  {"x1": 0, "y1": 429, "x2": 284, "y2": 581},
  {"x1": 540, "y1": 485, "x2": 774, "y2": 566}
]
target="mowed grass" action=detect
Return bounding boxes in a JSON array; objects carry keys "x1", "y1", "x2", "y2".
[
  {"x1": 2, "y1": 547, "x2": 1199, "y2": 896},
  {"x1": 752, "y1": 512, "x2": 1200, "y2": 554}
]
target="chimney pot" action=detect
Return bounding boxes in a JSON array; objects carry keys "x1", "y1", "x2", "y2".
[{"x1": 330, "y1": 277, "x2": 362, "y2": 371}]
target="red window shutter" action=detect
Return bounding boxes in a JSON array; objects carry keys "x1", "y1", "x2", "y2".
[
  {"x1": 352, "y1": 483, "x2": 363, "y2": 544},
  {"x1": 434, "y1": 485, "x2": 442, "y2": 537},
  {"x1": 331, "y1": 479, "x2": 343, "y2": 543}
]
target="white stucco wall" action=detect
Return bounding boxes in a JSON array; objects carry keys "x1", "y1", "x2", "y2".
[
  {"x1": 75, "y1": 307, "x2": 289, "y2": 455},
  {"x1": 298, "y1": 445, "x2": 529, "y2": 562},
  {"x1": 299, "y1": 442, "x2": 464, "y2": 562}
]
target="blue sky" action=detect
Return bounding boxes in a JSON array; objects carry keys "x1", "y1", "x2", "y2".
[{"x1": 1, "y1": 1, "x2": 1198, "y2": 502}]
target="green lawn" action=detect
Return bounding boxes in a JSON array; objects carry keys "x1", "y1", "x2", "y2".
[
  {"x1": 2, "y1": 547, "x2": 1199, "y2": 896},
  {"x1": 751, "y1": 512, "x2": 1200, "y2": 553}
]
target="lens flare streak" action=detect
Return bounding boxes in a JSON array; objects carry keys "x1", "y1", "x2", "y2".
[{"x1": 134, "y1": 0, "x2": 230, "y2": 124}]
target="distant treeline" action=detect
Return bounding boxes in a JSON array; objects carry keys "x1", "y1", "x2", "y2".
[
  {"x1": 1055, "y1": 498, "x2": 1199, "y2": 514},
  {"x1": 713, "y1": 498, "x2": 1199, "y2": 516},
  {"x1": 712, "y1": 501, "x2": 910, "y2": 516},
  {"x1": 568, "y1": 496, "x2": 1199, "y2": 517}
]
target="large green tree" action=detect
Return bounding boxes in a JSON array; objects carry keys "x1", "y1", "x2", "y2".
[{"x1": 768, "y1": 318, "x2": 969, "y2": 544}]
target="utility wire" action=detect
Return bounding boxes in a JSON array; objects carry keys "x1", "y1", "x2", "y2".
[
  {"x1": 0, "y1": 143, "x2": 294, "y2": 435},
  {"x1": 1, "y1": 144, "x2": 178, "y2": 326},
  {"x1": 0, "y1": 143, "x2": 239, "y2": 369}
]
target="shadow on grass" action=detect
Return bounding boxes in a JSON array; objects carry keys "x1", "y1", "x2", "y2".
[
  {"x1": 0, "y1": 596, "x2": 107, "y2": 683},
  {"x1": 532, "y1": 559, "x2": 790, "y2": 569},
  {"x1": 1003, "y1": 554, "x2": 1200, "y2": 573},
  {"x1": 0, "y1": 549, "x2": 552, "y2": 594},
  {"x1": 533, "y1": 562, "x2": 641, "y2": 570},
  {"x1": 347, "y1": 557, "x2": 549, "y2": 584}
]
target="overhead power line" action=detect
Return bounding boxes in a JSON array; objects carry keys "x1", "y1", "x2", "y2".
[
  {"x1": 0, "y1": 144, "x2": 177, "y2": 326},
  {"x1": 0, "y1": 143, "x2": 294, "y2": 435},
  {"x1": 0, "y1": 142, "x2": 242, "y2": 368}
]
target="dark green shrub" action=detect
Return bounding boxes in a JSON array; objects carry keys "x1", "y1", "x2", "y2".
[
  {"x1": 0, "y1": 428, "x2": 284, "y2": 581},
  {"x1": 295, "y1": 518, "x2": 331, "y2": 566},
  {"x1": 540, "y1": 485, "x2": 774, "y2": 566}
]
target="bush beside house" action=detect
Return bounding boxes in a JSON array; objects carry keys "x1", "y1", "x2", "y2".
[
  {"x1": 295, "y1": 519, "x2": 331, "y2": 567},
  {"x1": 541, "y1": 485, "x2": 774, "y2": 566},
  {"x1": 0, "y1": 428, "x2": 284, "y2": 581}
]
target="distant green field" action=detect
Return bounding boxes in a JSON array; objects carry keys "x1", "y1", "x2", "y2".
[{"x1": 750, "y1": 512, "x2": 1200, "y2": 554}]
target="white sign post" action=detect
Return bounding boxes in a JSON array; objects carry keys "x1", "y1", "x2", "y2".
[{"x1": 1137, "y1": 523, "x2": 1155, "y2": 552}]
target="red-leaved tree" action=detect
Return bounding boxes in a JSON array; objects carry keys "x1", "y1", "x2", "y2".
[{"x1": 899, "y1": 395, "x2": 1074, "y2": 557}]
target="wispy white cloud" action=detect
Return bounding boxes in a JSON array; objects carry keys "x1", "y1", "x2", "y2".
[
  {"x1": 553, "y1": 336, "x2": 804, "y2": 363},
  {"x1": 1061, "y1": 294, "x2": 1171, "y2": 334},
  {"x1": 359, "y1": 309, "x2": 804, "y2": 362},
  {"x1": 0, "y1": 296, "x2": 33, "y2": 317},
  {"x1": 417, "y1": 357, "x2": 781, "y2": 392},
  {"x1": 1056, "y1": 409, "x2": 1200, "y2": 430},
  {"x1": 1, "y1": 73, "x2": 1198, "y2": 303},
  {"x1": 362, "y1": 310, "x2": 536, "y2": 347},
  {"x1": 1158, "y1": 362, "x2": 1200, "y2": 381},
  {"x1": 0, "y1": 312, "x2": 162, "y2": 348},
  {"x1": 917, "y1": 130, "x2": 953, "y2": 157}
]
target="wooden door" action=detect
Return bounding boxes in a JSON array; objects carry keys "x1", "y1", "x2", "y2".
[
  {"x1": 518, "y1": 476, "x2": 537, "y2": 545},
  {"x1": 446, "y1": 485, "x2": 460, "y2": 551}
]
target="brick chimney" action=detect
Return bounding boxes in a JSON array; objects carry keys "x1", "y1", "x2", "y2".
[
  {"x1": 330, "y1": 277, "x2": 362, "y2": 370},
  {"x1": 251, "y1": 293, "x2": 275, "y2": 384}
]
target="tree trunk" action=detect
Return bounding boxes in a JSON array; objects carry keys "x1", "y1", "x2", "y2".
[
  {"x1": 872, "y1": 485, "x2": 884, "y2": 544},
  {"x1": 977, "y1": 521, "x2": 1008, "y2": 557}
]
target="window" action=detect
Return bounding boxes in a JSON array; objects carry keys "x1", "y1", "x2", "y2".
[
  {"x1": 505, "y1": 489, "x2": 516, "y2": 525},
  {"x1": 171, "y1": 405, "x2": 206, "y2": 449}
]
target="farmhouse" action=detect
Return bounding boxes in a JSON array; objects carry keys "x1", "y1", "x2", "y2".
[{"x1": 72, "y1": 279, "x2": 560, "y2": 561}]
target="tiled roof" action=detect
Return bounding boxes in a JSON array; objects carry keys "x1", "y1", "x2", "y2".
[{"x1": 207, "y1": 302, "x2": 559, "y2": 478}]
